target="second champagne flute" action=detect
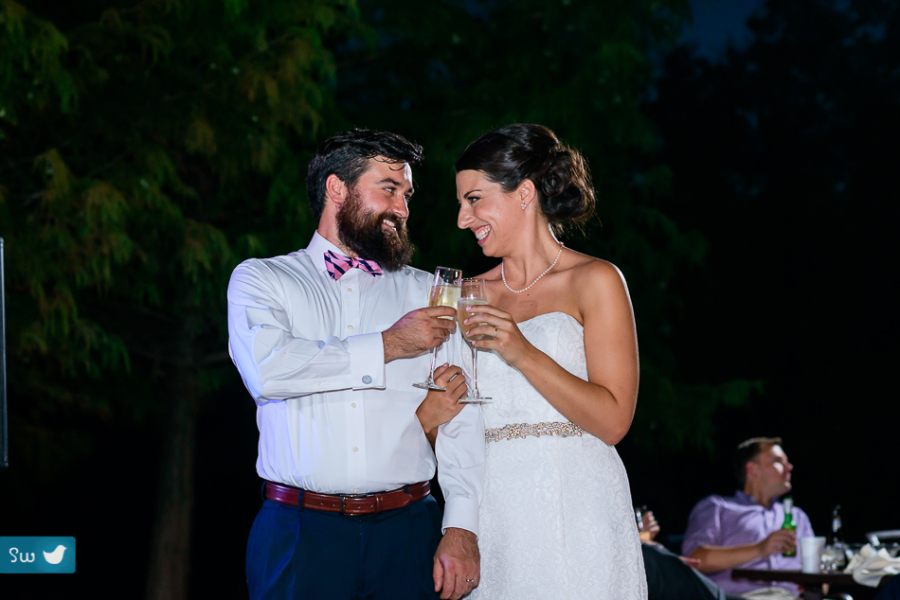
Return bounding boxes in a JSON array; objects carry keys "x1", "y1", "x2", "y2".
[
  {"x1": 412, "y1": 266, "x2": 462, "y2": 390},
  {"x1": 457, "y1": 277, "x2": 492, "y2": 403}
]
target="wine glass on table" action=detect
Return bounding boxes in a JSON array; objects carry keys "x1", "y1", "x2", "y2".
[
  {"x1": 413, "y1": 266, "x2": 462, "y2": 390},
  {"x1": 635, "y1": 505, "x2": 653, "y2": 542},
  {"x1": 457, "y1": 277, "x2": 492, "y2": 403}
]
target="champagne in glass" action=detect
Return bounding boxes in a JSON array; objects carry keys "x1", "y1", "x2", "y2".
[
  {"x1": 635, "y1": 505, "x2": 653, "y2": 542},
  {"x1": 457, "y1": 300, "x2": 488, "y2": 339},
  {"x1": 458, "y1": 278, "x2": 492, "y2": 403},
  {"x1": 413, "y1": 266, "x2": 462, "y2": 390},
  {"x1": 431, "y1": 284, "x2": 461, "y2": 318}
]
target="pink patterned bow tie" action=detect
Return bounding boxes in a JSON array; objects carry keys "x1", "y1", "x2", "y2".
[{"x1": 324, "y1": 250, "x2": 383, "y2": 280}]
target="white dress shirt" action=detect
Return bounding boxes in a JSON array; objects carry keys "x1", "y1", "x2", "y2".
[{"x1": 227, "y1": 232, "x2": 484, "y2": 535}]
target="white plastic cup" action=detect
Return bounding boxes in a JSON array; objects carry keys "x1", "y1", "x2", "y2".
[{"x1": 800, "y1": 536, "x2": 826, "y2": 573}]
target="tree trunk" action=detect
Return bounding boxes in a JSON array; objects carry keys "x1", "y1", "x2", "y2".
[{"x1": 145, "y1": 318, "x2": 198, "y2": 600}]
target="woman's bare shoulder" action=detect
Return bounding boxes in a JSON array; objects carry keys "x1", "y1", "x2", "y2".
[
  {"x1": 564, "y1": 251, "x2": 623, "y2": 279},
  {"x1": 564, "y1": 253, "x2": 629, "y2": 298}
]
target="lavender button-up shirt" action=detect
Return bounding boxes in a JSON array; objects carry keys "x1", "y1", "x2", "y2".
[{"x1": 682, "y1": 490, "x2": 814, "y2": 595}]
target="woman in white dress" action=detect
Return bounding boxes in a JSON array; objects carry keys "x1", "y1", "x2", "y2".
[{"x1": 454, "y1": 124, "x2": 647, "y2": 599}]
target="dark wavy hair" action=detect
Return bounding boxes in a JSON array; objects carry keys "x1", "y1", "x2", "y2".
[
  {"x1": 455, "y1": 124, "x2": 596, "y2": 233},
  {"x1": 734, "y1": 437, "x2": 783, "y2": 488},
  {"x1": 306, "y1": 129, "x2": 424, "y2": 221}
]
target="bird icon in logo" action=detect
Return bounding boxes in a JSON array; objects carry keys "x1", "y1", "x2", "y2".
[{"x1": 43, "y1": 545, "x2": 67, "y2": 565}]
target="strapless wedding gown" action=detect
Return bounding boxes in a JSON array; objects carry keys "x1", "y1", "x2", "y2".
[{"x1": 468, "y1": 312, "x2": 647, "y2": 600}]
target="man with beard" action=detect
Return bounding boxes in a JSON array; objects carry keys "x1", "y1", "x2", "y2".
[{"x1": 227, "y1": 129, "x2": 484, "y2": 600}]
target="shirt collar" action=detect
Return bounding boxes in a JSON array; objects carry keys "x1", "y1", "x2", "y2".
[
  {"x1": 734, "y1": 490, "x2": 756, "y2": 505},
  {"x1": 307, "y1": 231, "x2": 347, "y2": 275},
  {"x1": 735, "y1": 489, "x2": 781, "y2": 510}
]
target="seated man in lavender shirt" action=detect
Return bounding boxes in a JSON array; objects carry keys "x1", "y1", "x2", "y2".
[{"x1": 682, "y1": 437, "x2": 814, "y2": 600}]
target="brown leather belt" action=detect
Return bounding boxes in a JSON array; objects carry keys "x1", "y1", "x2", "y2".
[{"x1": 265, "y1": 481, "x2": 430, "y2": 516}]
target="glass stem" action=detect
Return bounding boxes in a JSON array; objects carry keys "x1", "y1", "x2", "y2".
[
  {"x1": 472, "y1": 346, "x2": 480, "y2": 396},
  {"x1": 427, "y1": 346, "x2": 439, "y2": 385}
]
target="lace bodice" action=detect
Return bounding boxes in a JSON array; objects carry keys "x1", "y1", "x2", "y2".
[{"x1": 475, "y1": 311, "x2": 586, "y2": 428}]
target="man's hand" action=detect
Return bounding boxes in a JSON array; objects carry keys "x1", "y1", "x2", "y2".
[
  {"x1": 641, "y1": 511, "x2": 660, "y2": 541},
  {"x1": 383, "y1": 307, "x2": 456, "y2": 363},
  {"x1": 679, "y1": 556, "x2": 702, "y2": 568},
  {"x1": 757, "y1": 529, "x2": 797, "y2": 557},
  {"x1": 692, "y1": 529, "x2": 797, "y2": 573},
  {"x1": 417, "y1": 364, "x2": 468, "y2": 446},
  {"x1": 433, "y1": 527, "x2": 479, "y2": 600}
]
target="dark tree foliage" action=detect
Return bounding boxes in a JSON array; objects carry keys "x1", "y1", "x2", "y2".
[
  {"x1": 1, "y1": 0, "x2": 359, "y2": 597},
  {"x1": 647, "y1": 0, "x2": 899, "y2": 535}
]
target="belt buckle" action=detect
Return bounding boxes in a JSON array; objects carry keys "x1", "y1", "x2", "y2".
[{"x1": 338, "y1": 491, "x2": 375, "y2": 515}]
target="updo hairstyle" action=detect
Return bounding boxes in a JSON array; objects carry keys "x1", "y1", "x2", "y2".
[{"x1": 455, "y1": 124, "x2": 596, "y2": 230}]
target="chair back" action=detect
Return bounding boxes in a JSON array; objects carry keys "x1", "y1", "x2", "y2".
[{"x1": 866, "y1": 530, "x2": 900, "y2": 545}]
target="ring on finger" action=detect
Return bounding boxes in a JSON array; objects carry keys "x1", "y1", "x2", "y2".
[
  {"x1": 493, "y1": 325, "x2": 498, "y2": 337},
  {"x1": 466, "y1": 579, "x2": 476, "y2": 583}
]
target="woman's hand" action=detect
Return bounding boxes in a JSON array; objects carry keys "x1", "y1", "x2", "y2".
[
  {"x1": 462, "y1": 304, "x2": 537, "y2": 369},
  {"x1": 416, "y1": 364, "x2": 468, "y2": 447}
]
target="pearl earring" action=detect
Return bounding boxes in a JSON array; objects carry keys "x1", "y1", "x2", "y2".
[{"x1": 521, "y1": 202, "x2": 527, "y2": 210}]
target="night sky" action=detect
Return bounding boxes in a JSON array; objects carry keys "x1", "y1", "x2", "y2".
[{"x1": 686, "y1": 0, "x2": 766, "y2": 58}]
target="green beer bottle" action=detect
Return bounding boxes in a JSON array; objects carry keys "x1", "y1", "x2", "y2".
[{"x1": 781, "y1": 496, "x2": 797, "y2": 557}]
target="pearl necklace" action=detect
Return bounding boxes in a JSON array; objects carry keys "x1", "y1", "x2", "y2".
[{"x1": 501, "y1": 243, "x2": 564, "y2": 294}]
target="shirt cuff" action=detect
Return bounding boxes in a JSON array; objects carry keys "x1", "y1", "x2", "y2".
[
  {"x1": 441, "y1": 496, "x2": 480, "y2": 538},
  {"x1": 348, "y1": 332, "x2": 385, "y2": 389}
]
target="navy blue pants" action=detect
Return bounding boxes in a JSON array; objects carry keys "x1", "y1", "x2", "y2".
[{"x1": 246, "y1": 494, "x2": 443, "y2": 600}]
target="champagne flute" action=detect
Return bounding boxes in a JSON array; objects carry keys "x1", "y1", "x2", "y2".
[
  {"x1": 413, "y1": 266, "x2": 462, "y2": 390},
  {"x1": 457, "y1": 277, "x2": 492, "y2": 403}
]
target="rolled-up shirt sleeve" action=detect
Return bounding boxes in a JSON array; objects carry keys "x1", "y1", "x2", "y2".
[
  {"x1": 682, "y1": 496, "x2": 720, "y2": 556},
  {"x1": 227, "y1": 259, "x2": 385, "y2": 403},
  {"x1": 436, "y1": 401, "x2": 485, "y2": 537}
]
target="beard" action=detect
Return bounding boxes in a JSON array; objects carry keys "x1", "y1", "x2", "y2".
[{"x1": 336, "y1": 187, "x2": 415, "y2": 272}]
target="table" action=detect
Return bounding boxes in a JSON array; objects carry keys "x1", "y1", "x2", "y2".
[{"x1": 731, "y1": 568, "x2": 864, "y2": 600}]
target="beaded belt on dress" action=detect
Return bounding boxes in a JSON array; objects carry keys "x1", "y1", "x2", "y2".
[{"x1": 485, "y1": 421, "x2": 584, "y2": 443}]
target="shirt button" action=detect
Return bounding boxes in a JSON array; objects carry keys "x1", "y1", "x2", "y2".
[
  {"x1": 353, "y1": 489, "x2": 359, "y2": 493},
  {"x1": 353, "y1": 447, "x2": 358, "y2": 453},
  {"x1": 347, "y1": 288, "x2": 353, "y2": 293},
  {"x1": 317, "y1": 382, "x2": 323, "y2": 387},
  {"x1": 362, "y1": 375, "x2": 372, "y2": 384},
  {"x1": 347, "y1": 324, "x2": 354, "y2": 330},
  {"x1": 351, "y1": 403, "x2": 357, "y2": 408}
]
